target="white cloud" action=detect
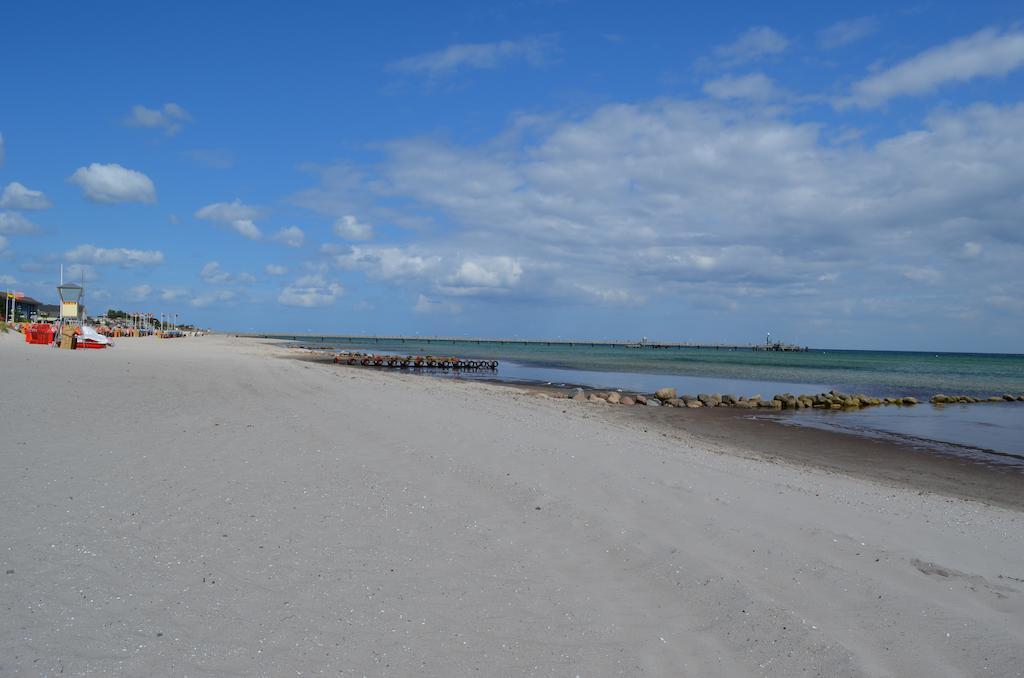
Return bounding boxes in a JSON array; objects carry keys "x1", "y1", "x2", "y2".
[
  {"x1": 126, "y1": 284, "x2": 153, "y2": 302},
  {"x1": 64, "y1": 244, "x2": 164, "y2": 267},
  {"x1": 817, "y1": 17, "x2": 878, "y2": 49},
  {"x1": 272, "y1": 225, "x2": 305, "y2": 248},
  {"x1": 391, "y1": 37, "x2": 553, "y2": 76},
  {"x1": 0, "y1": 212, "x2": 38, "y2": 234},
  {"x1": 194, "y1": 199, "x2": 260, "y2": 222},
  {"x1": 200, "y1": 261, "x2": 232, "y2": 284},
  {"x1": 328, "y1": 245, "x2": 525, "y2": 299},
  {"x1": 331, "y1": 245, "x2": 441, "y2": 280},
  {"x1": 846, "y1": 27, "x2": 1024, "y2": 108},
  {"x1": 383, "y1": 100, "x2": 1024, "y2": 253},
  {"x1": 124, "y1": 103, "x2": 191, "y2": 136},
  {"x1": 278, "y1": 275, "x2": 343, "y2": 307},
  {"x1": 297, "y1": 96, "x2": 1024, "y2": 326},
  {"x1": 0, "y1": 273, "x2": 15, "y2": 284},
  {"x1": 64, "y1": 263, "x2": 98, "y2": 282},
  {"x1": 69, "y1": 163, "x2": 156, "y2": 204},
  {"x1": 195, "y1": 199, "x2": 263, "y2": 240},
  {"x1": 714, "y1": 27, "x2": 788, "y2": 66},
  {"x1": 703, "y1": 73, "x2": 779, "y2": 100},
  {"x1": 265, "y1": 264, "x2": 288, "y2": 276},
  {"x1": 191, "y1": 290, "x2": 235, "y2": 308},
  {"x1": 288, "y1": 163, "x2": 369, "y2": 218},
  {"x1": 414, "y1": 294, "x2": 461, "y2": 315},
  {"x1": 197, "y1": 261, "x2": 254, "y2": 285},
  {"x1": 333, "y1": 215, "x2": 374, "y2": 240},
  {"x1": 160, "y1": 287, "x2": 190, "y2": 302},
  {"x1": 0, "y1": 182, "x2": 52, "y2": 209},
  {"x1": 448, "y1": 256, "x2": 522, "y2": 290},
  {"x1": 230, "y1": 219, "x2": 261, "y2": 239}
]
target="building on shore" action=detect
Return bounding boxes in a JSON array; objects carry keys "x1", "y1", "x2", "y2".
[{"x1": 2, "y1": 294, "x2": 45, "y2": 322}]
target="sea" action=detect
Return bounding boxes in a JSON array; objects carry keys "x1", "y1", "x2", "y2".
[{"x1": 275, "y1": 336, "x2": 1024, "y2": 467}]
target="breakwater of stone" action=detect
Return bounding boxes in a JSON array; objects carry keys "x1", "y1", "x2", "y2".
[{"x1": 566, "y1": 387, "x2": 1024, "y2": 410}]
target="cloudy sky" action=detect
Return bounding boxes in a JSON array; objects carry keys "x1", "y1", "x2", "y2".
[{"x1": 1, "y1": 1, "x2": 1022, "y2": 351}]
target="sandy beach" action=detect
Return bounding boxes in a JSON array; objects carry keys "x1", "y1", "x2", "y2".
[{"x1": 2, "y1": 333, "x2": 1022, "y2": 677}]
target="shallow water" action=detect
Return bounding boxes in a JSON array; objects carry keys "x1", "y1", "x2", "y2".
[
  {"x1": 451, "y1": 360, "x2": 827, "y2": 401},
  {"x1": 770, "y1": 403, "x2": 1024, "y2": 469}
]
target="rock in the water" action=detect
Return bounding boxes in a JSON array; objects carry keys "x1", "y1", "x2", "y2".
[
  {"x1": 987, "y1": 396, "x2": 1004, "y2": 402},
  {"x1": 655, "y1": 387, "x2": 677, "y2": 401},
  {"x1": 902, "y1": 397, "x2": 918, "y2": 405},
  {"x1": 697, "y1": 393, "x2": 711, "y2": 405},
  {"x1": 1002, "y1": 394, "x2": 1015, "y2": 401},
  {"x1": 606, "y1": 391, "x2": 621, "y2": 404},
  {"x1": 587, "y1": 394, "x2": 607, "y2": 403},
  {"x1": 635, "y1": 395, "x2": 648, "y2": 405},
  {"x1": 930, "y1": 394, "x2": 949, "y2": 404},
  {"x1": 665, "y1": 398, "x2": 683, "y2": 407},
  {"x1": 721, "y1": 394, "x2": 736, "y2": 405},
  {"x1": 569, "y1": 387, "x2": 584, "y2": 399},
  {"x1": 646, "y1": 398, "x2": 661, "y2": 406},
  {"x1": 686, "y1": 400, "x2": 703, "y2": 408},
  {"x1": 572, "y1": 392, "x2": 587, "y2": 402},
  {"x1": 620, "y1": 396, "x2": 635, "y2": 406}
]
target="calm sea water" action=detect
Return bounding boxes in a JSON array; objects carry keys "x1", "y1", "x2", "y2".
[{"x1": 278, "y1": 336, "x2": 1024, "y2": 462}]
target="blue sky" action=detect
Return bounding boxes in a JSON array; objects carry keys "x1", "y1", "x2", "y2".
[{"x1": 1, "y1": 1, "x2": 1022, "y2": 351}]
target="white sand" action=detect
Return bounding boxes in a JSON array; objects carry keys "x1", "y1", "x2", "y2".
[{"x1": 1, "y1": 332, "x2": 1022, "y2": 677}]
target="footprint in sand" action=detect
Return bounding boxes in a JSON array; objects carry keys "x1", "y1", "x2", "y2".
[{"x1": 910, "y1": 558, "x2": 1020, "y2": 609}]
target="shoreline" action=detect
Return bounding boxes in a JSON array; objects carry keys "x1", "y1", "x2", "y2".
[
  {"x1": 280, "y1": 339, "x2": 1024, "y2": 458},
  {"x1": 294, "y1": 349, "x2": 1024, "y2": 511}
]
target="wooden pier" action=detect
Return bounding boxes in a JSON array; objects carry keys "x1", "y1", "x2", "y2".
[{"x1": 242, "y1": 333, "x2": 809, "y2": 352}]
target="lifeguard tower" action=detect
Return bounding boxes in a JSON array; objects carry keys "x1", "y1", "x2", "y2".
[{"x1": 58, "y1": 282, "x2": 84, "y2": 324}]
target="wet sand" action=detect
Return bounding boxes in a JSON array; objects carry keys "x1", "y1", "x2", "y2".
[
  {"x1": 600, "y1": 400, "x2": 1024, "y2": 512},
  {"x1": 2, "y1": 333, "x2": 1022, "y2": 677}
]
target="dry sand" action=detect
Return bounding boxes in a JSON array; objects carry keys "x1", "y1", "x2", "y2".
[{"x1": 1, "y1": 332, "x2": 1022, "y2": 677}]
